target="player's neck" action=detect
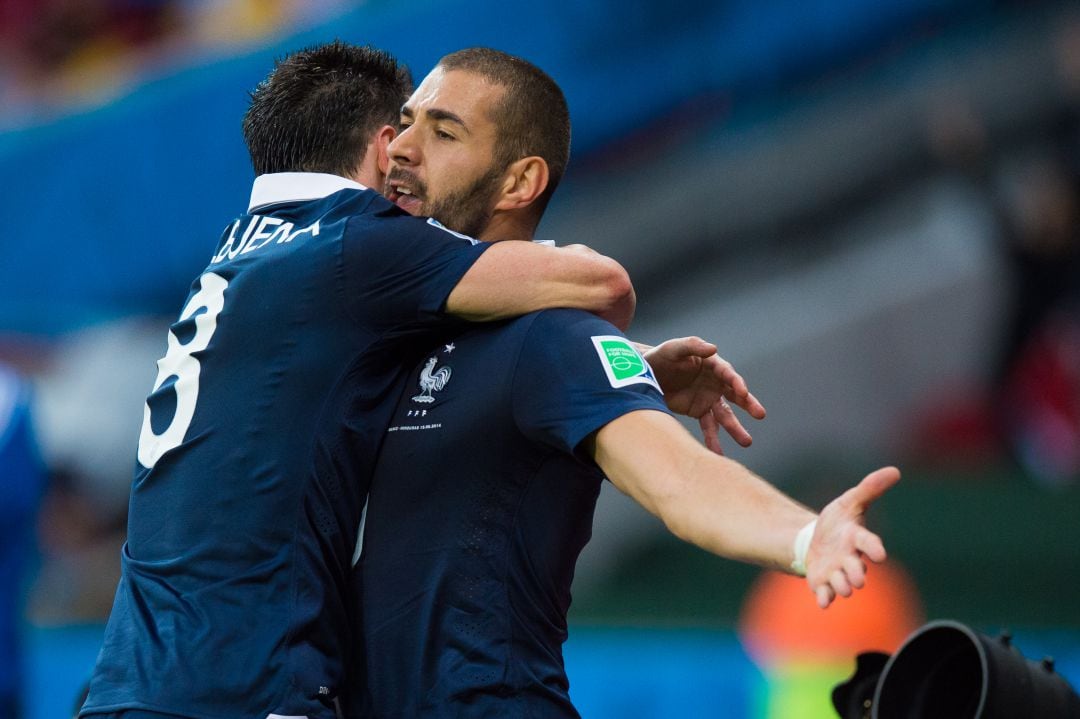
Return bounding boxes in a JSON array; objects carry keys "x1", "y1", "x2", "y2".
[
  {"x1": 352, "y1": 170, "x2": 382, "y2": 191},
  {"x1": 351, "y1": 155, "x2": 385, "y2": 191},
  {"x1": 477, "y1": 213, "x2": 535, "y2": 244}
]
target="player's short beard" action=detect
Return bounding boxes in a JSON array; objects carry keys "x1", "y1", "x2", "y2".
[{"x1": 425, "y1": 164, "x2": 504, "y2": 239}]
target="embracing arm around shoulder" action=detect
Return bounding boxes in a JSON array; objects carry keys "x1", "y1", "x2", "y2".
[
  {"x1": 444, "y1": 242, "x2": 635, "y2": 330},
  {"x1": 586, "y1": 409, "x2": 900, "y2": 608}
]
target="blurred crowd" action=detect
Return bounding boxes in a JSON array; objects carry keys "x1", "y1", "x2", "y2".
[
  {"x1": 914, "y1": 18, "x2": 1080, "y2": 485},
  {"x1": 0, "y1": 0, "x2": 351, "y2": 126}
]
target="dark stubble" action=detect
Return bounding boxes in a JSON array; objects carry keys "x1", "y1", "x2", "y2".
[{"x1": 423, "y1": 163, "x2": 505, "y2": 238}]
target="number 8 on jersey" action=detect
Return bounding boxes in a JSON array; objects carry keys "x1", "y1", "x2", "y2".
[{"x1": 138, "y1": 272, "x2": 228, "y2": 468}]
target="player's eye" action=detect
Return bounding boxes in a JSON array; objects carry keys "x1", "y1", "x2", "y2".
[{"x1": 435, "y1": 129, "x2": 455, "y2": 141}]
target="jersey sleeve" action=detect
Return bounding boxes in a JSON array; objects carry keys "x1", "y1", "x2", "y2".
[
  {"x1": 511, "y1": 309, "x2": 672, "y2": 458},
  {"x1": 341, "y1": 208, "x2": 490, "y2": 332}
]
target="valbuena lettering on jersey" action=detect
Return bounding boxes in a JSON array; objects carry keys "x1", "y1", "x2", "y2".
[{"x1": 210, "y1": 215, "x2": 322, "y2": 264}]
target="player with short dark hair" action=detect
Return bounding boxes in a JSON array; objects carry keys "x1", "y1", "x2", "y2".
[
  {"x1": 351, "y1": 49, "x2": 899, "y2": 717},
  {"x1": 78, "y1": 42, "x2": 637, "y2": 719},
  {"x1": 439, "y1": 46, "x2": 570, "y2": 216},
  {"x1": 243, "y1": 41, "x2": 412, "y2": 178}
]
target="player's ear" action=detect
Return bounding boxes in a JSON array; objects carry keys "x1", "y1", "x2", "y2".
[
  {"x1": 493, "y1": 156, "x2": 549, "y2": 212},
  {"x1": 375, "y1": 125, "x2": 397, "y2": 175}
]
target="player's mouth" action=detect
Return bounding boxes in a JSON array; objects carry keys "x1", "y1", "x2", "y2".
[{"x1": 385, "y1": 171, "x2": 426, "y2": 216}]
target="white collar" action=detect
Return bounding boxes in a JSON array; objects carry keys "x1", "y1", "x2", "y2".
[{"x1": 248, "y1": 172, "x2": 369, "y2": 213}]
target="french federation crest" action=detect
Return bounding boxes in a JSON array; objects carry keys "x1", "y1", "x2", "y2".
[
  {"x1": 412, "y1": 356, "x2": 452, "y2": 403},
  {"x1": 590, "y1": 336, "x2": 662, "y2": 394}
]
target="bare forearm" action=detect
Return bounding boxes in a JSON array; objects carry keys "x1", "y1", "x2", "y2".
[
  {"x1": 661, "y1": 451, "x2": 815, "y2": 571},
  {"x1": 445, "y1": 241, "x2": 635, "y2": 329},
  {"x1": 592, "y1": 411, "x2": 815, "y2": 572}
]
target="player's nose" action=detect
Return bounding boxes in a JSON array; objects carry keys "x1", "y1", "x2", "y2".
[{"x1": 388, "y1": 125, "x2": 419, "y2": 166}]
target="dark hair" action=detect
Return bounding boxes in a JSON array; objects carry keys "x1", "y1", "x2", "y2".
[
  {"x1": 243, "y1": 41, "x2": 412, "y2": 176},
  {"x1": 437, "y1": 48, "x2": 570, "y2": 213}
]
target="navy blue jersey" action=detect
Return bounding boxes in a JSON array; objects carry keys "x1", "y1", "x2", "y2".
[
  {"x1": 352, "y1": 308, "x2": 670, "y2": 718},
  {"x1": 80, "y1": 174, "x2": 488, "y2": 719}
]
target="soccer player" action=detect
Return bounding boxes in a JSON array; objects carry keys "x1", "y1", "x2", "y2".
[
  {"x1": 78, "y1": 43, "x2": 642, "y2": 719},
  {"x1": 351, "y1": 48, "x2": 900, "y2": 717}
]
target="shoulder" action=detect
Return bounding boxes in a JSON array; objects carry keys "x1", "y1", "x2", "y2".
[
  {"x1": 342, "y1": 200, "x2": 480, "y2": 248},
  {"x1": 469, "y1": 309, "x2": 611, "y2": 346},
  {"x1": 506, "y1": 309, "x2": 628, "y2": 374},
  {"x1": 523, "y1": 308, "x2": 623, "y2": 344}
]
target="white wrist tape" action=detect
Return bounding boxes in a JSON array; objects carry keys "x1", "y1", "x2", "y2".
[{"x1": 790, "y1": 519, "x2": 816, "y2": 577}]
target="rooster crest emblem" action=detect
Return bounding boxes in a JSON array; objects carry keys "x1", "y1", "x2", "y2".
[{"x1": 411, "y1": 356, "x2": 452, "y2": 403}]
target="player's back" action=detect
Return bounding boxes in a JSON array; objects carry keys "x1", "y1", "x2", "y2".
[{"x1": 81, "y1": 175, "x2": 488, "y2": 719}]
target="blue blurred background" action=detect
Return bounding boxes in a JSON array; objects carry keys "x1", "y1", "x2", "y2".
[{"x1": 2, "y1": 1, "x2": 1080, "y2": 717}]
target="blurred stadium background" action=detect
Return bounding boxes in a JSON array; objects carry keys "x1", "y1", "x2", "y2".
[{"x1": 2, "y1": 0, "x2": 1079, "y2": 717}]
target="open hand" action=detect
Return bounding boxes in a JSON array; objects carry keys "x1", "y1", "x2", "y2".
[{"x1": 805, "y1": 466, "x2": 901, "y2": 608}]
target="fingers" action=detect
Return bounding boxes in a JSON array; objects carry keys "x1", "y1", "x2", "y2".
[
  {"x1": 698, "y1": 413, "x2": 725, "y2": 456},
  {"x1": 811, "y1": 557, "x2": 867, "y2": 609},
  {"x1": 814, "y1": 569, "x2": 854, "y2": 610},
  {"x1": 713, "y1": 400, "x2": 753, "y2": 447},
  {"x1": 662, "y1": 336, "x2": 717, "y2": 360},
  {"x1": 843, "y1": 554, "x2": 868, "y2": 589},
  {"x1": 812, "y1": 549, "x2": 856, "y2": 601},
  {"x1": 740, "y1": 390, "x2": 767, "y2": 420},
  {"x1": 689, "y1": 336, "x2": 718, "y2": 357},
  {"x1": 714, "y1": 360, "x2": 747, "y2": 396},
  {"x1": 652, "y1": 338, "x2": 769, "y2": 426},
  {"x1": 855, "y1": 528, "x2": 887, "y2": 564},
  {"x1": 712, "y1": 361, "x2": 767, "y2": 420},
  {"x1": 846, "y1": 466, "x2": 901, "y2": 510},
  {"x1": 830, "y1": 569, "x2": 853, "y2": 598}
]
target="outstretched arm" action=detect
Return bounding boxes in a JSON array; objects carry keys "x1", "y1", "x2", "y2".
[
  {"x1": 586, "y1": 409, "x2": 899, "y2": 608},
  {"x1": 445, "y1": 242, "x2": 635, "y2": 330}
]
